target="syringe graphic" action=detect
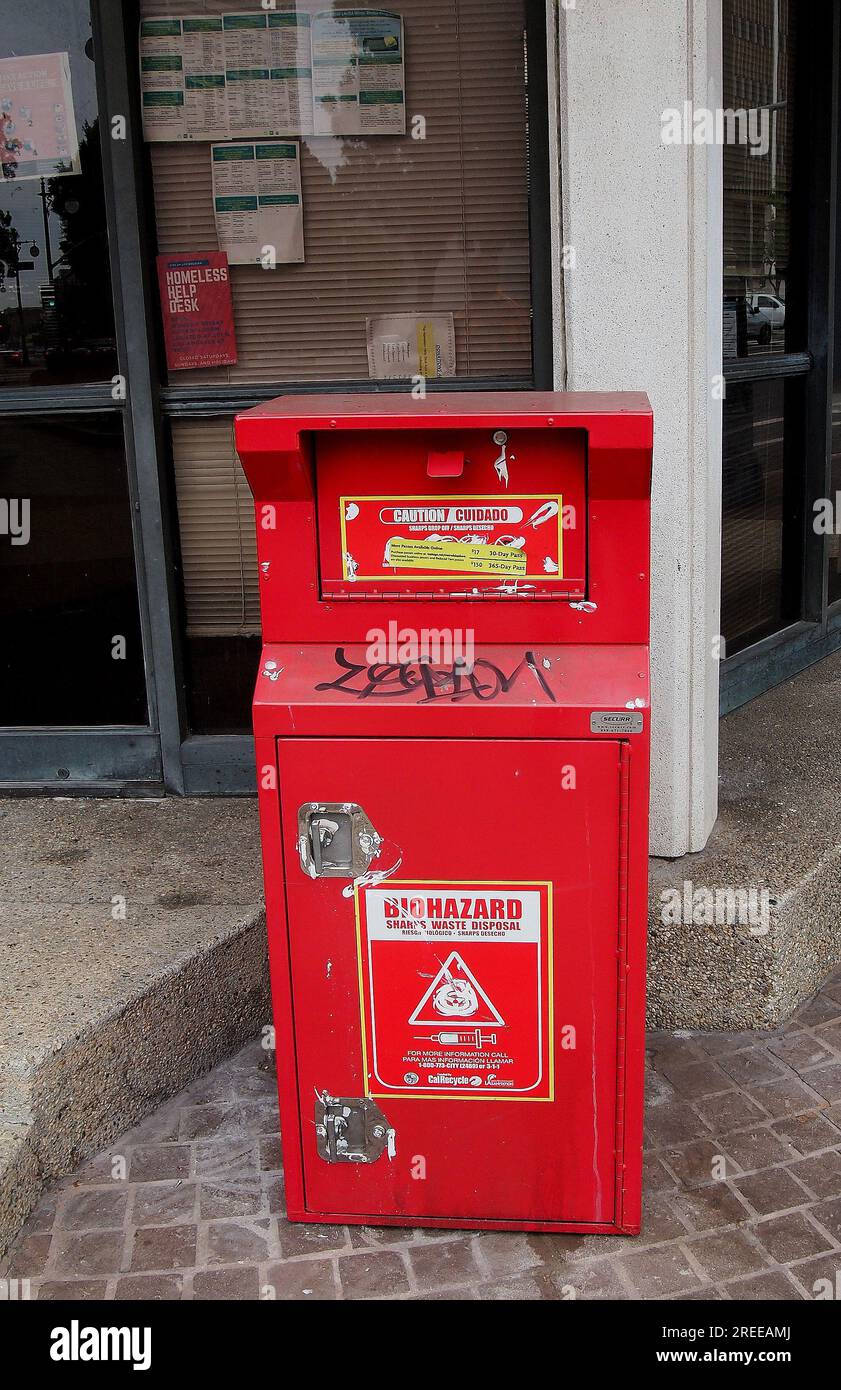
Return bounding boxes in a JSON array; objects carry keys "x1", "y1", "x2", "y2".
[{"x1": 416, "y1": 1029, "x2": 497, "y2": 1049}]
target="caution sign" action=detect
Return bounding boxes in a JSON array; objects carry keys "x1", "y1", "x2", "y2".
[
  {"x1": 355, "y1": 881, "x2": 553, "y2": 1100},
  {"x1": 339, "y1": 495, "x2": 564, "y2": 582}
]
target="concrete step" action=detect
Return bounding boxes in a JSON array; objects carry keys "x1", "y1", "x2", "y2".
[
  {"x1": 648, "y1": 650, "x2": 841, "y2": 1030},
  {"x1": 0, "y1": 797, "x2": 269, "y2": 1257}
]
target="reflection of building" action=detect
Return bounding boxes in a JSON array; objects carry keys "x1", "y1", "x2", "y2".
[{"x1": 723, "y1": 0, "x2": 794, "y2": 301}]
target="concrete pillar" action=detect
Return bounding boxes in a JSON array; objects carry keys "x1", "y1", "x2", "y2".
[{"x1": 553, "y1": 0, "x2": 723, "y2": 857}]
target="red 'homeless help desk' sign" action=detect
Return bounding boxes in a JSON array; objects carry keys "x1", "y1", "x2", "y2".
[{"x1": 156, "y1": 252, "x2": 238, "y2": 371}]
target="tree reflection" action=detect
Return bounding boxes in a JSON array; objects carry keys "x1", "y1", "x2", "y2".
[{"x1": 44, "y1": 118, "x2": 116, "y2": 378}]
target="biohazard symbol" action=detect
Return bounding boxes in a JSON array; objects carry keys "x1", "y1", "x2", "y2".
[{"x1": 408, "y1": 952, "x2": 505, "y2": 1027}]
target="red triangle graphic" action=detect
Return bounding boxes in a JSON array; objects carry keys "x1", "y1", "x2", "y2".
[{"x1": 408, "y1": 951, "x2": 505, "y2": 1027}]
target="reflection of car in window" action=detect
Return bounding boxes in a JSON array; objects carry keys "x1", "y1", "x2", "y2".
[
  {"x1": 746, "y1": 303, "x2": 772, "y2": 346},
  {"x1": 749, "y1": 293, "x2": 786, "y2": 330}
]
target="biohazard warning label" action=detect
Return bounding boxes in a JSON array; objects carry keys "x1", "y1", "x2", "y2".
[
  {"x1": 355, "y1": 881, "x2": 553, "y2": 1100},
  {"x1": 408, "y1": 952, "x2": 505, "y2": 1027}
]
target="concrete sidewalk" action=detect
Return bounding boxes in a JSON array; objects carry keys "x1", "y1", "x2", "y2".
[
  {"x1": 0, "y1": 797, "x2": 269, "y2": 1257},
  {"x1": 3, "y1": 965, "x2": 841, "y2": 1301}
]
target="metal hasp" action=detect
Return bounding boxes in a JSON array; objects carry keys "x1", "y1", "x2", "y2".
[
  {"x1": 298, "y1": 802, "x2": 380, "y2": 879},
  {"x1": 315, "y1": 1093, "x2": 395, "y2": 1164}
]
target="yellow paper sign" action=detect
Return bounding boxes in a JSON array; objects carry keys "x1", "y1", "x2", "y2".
[
  {"x1": 416, "y1": 321, "x2": 437, "y2": 378},
  {"x1": 385, "y1": 537, "x2": 527, "y2": 576}
]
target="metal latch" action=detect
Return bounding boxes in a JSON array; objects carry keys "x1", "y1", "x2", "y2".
[
  {"x1": 298, "y1": 802, "x2": 381, "y2": 879},
  {"x1": 492, "y1": 430, "x2": 510, "y2": 486},
  {"x1": 315, "y1": 1092, "x2": 395, "y2": 1164}
]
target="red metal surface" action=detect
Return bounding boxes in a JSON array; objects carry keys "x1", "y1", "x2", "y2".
[
  {"x1": 253, "y1": 643, "x2": 648, "y2": 737},
  {"x1": 239, "y1": 391, "x2": 652, "y2": 1236},
  {"x1": 426, "y1": 449, "x2": 464, "y2": 477},
  {"x1": 278, "y1": 738, "x2": 620, "y2": 1226},
  {"x1": 315, "y1": 429, "x2": 585, "y2": 599},
  {"x1": 236, "y1": 391, "x2": 651, "y2": 647}
]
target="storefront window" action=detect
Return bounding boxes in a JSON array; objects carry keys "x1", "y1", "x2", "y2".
[
  {"x1": 145, "y1": 0, "x2": 533, "y2": 386},
  {"x1": 0, "y1": 1, "x2": 117, "y2": 387},
  {"x1": 721, "y1": 379, "x2": 800, "y2": 651},
  {"x1": 0, "y1": 4, "x2": 146, "y2": 739},
  {"x1": 0, "y1": 412, "x2": 147, "y2": 726},
  {"x1": 140, "y1": 0, "x2": 540, "y2": 733},
  {"x1": 721, "y1": 0, "x2": 805, "y2": 659},
  {"x1": 722, "y1": 0, "x2": 798, "y2": 362}
]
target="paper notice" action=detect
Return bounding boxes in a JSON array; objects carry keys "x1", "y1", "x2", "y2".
[
  {"x1": 212, "y1": 140, "x2": 304, "y2": 265},
  {"x1": 312, "y1": 10, "x2": 405, "y2": 136},
  {"x1": 182, "y1": 16, "x2": 227, "y2": 140},
  {"x1": 156, "y1": 251, "x2": 237, "y2": 370},
  {"x1": 0, "y1": 51, "x2": 80, "y2": 180},
  {"x1": 268, "y1": 9, "x2": 313, "y2": 135},
  {"x1": 140, "y1": 11, "x2": 314, "y2": 141},
  {"x1": 140, "y1": 18, "x2": 188, "y2": 140},
  {"x1": 366, "y1": 313, "x2": 456, "y2": 380},
  {"x1": 223, "y1": 12, "x2": 272, "y2": 136},
  {"x1": 385, "y1": 537, "x2": 528, "y2": 577}
]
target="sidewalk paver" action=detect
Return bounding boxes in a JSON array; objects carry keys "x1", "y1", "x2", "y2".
[{"x1": 4, "y1": 968, "x2": 841, "y2": 1301}]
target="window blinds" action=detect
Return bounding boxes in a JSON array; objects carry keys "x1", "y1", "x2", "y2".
[{"x1": 169, "y1": 416, "x2": 261, "y2": 633}]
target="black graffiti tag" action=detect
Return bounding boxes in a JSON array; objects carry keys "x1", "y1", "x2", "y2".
[{"x1": 315, "y1": 648, "x2": 556, "y2": 704}]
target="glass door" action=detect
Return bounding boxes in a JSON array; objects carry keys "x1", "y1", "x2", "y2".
[{"x1": 0, "y1": 0, "x2": 161, "y2": 789}]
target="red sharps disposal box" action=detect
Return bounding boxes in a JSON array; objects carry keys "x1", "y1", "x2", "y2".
[{"x1": 235, "y1": 392, "x2": 652, "y2": 1236}]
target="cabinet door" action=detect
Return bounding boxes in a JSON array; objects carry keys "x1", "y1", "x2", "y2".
[{"x1": 277, "y1": 737, "x2": 623, "y2": 1225}]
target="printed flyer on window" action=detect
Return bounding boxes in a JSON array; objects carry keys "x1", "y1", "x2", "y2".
[{"x1": 0, "y1": 52, "x2": 79, "y2": 180}]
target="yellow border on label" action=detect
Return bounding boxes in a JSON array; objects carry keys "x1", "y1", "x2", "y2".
[
  {"x1": 339, "y1": 494, "x2": 564, "y2": 583},
  {"x1": 353, "y1": 879, "x2": 555, "y2": 1102}
]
